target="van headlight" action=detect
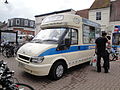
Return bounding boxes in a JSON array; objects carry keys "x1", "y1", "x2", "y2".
[{"x1": 31, "y1": 56, "x2": 44, "y2": 63}]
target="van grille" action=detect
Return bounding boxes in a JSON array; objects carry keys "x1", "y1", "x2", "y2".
[{"x1": 18, "y1": 54, "x2": 30, "y2": 61}]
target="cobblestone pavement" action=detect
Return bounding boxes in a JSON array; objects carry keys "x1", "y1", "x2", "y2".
[{"x1": 0, "y1": 54, "x2": 120, "y2": 90}]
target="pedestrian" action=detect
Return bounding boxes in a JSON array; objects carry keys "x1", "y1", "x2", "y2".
[
  {"x1": 95, "y1": 31, "x2": 109, "y2": 73},
  {"x1": 105, "y1": 36, "x2": 111, "y2": 69},
  {"x1": 106, "y1": 36, "x2": 112, "y2": 53}
]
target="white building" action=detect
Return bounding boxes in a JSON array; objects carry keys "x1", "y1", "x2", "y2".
[{"x1": 89, "y1": 0, "x2": 120, "y2": 34}]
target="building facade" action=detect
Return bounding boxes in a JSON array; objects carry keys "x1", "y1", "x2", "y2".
[
  {"x1": 89, "y1": 0, "x2": 120, "y2": 33},
  {"x1": 7, "y1": 18, "x2": 35, "y2": 35}
]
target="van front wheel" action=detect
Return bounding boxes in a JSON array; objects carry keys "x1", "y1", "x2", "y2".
[{"x1": 49, "y1": 61, "x2": 65, "y2": 80}]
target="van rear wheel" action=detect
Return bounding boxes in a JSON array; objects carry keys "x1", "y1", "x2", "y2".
[{"x1": 49, "y1": 61, "x2": 66, "y2": 80}]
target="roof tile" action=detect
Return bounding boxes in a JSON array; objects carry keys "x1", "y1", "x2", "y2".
[{"x1": 90, "y1": 0, "x2": 110, "y2": 10}]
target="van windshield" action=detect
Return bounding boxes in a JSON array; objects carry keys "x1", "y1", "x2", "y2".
[{"x1": 32, "y1": 28, "x2": 66, "y2": 44}]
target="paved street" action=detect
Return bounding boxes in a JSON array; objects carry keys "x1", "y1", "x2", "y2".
[{"x1": 0, "y1": 54, "x2": 120, "y2": 90}]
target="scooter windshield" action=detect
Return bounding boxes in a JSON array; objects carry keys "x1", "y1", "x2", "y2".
[{"x1": 32, "y1": 28, "x2": 66, "y2": 44}]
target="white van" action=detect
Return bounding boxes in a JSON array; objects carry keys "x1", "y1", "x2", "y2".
[
  {"x1": 17, "y1": 35, "x2": 34, "y2": 43},
  {"x1": 16, "y1": 14, "x2": 101, "y2": 80}
]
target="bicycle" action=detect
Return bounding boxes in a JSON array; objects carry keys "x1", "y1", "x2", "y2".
[
  {"x1": 0, "y1": 60, "x2": 34, "y2": 90},
  {"x1": 109, "y1": 47, "x2": 119, "y2": 61},
  {"x1": 1, "y1": 42, "x2": 15, "y2": 58}
]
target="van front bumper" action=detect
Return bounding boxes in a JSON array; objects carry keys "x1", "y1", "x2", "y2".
[{"x1": 17, "y1": 59, "x2": 52, "y2": 76}]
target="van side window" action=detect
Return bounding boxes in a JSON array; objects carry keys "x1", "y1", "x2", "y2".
[
  {"x1": 83, "y1": 25, "x2": 95, "y2": 44},
  {"x1": 63, "y1": 29, "x2": 78, "y2": 45},
  {"x1": 71, "y1": 29, "x2": 78, "y2": 45}
]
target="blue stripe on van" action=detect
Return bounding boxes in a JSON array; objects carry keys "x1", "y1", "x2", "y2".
[
  {"x1": 112, "y1": 45, "x2": 120, "y2": 48},
  {"x1": 39, "y1": 45, "x2": 95, "y2": 56}
]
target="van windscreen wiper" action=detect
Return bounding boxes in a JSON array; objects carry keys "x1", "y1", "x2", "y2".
[
  {"x1": 43, "y1": 39, "x2": 58, "y2": 42},
  {"x1": 31, "y1": 39, "x2": 43, "y2": 43}
]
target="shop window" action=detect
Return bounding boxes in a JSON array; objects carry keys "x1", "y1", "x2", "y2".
[
  {"x1": 112, "y1": 33, "x2": 120, "y2": 45},
  {"x1": 96, "y1": 12, "x2": 101, "y2": 20}
]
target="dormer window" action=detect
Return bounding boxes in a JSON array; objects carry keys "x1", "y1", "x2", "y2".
[
  {"x1": 24, "y1": 20, "x2": 28, "y2": 26},
  {"x1": 30, "y1": 21, "x2": 34, "y2": 27},
  {"x1": 11, "y1": 20, "x2": 13, "y2": 26},
  {"x1": 16, "y1": 19, "x2": 20, "y2": 25},
  {"x1": 96, "y1": 12, "x2": 101, "y2": 20}
]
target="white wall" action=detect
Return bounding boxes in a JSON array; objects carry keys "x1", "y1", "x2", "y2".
[{"x1": 89, "y1": 7, "x2": 110, "y2": 31}]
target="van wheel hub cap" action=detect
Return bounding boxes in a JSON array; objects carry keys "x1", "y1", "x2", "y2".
[{"x1": 56, "y1": 65, "x2": 64, "y2": 77}]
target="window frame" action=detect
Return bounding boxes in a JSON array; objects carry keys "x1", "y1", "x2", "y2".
[
  {"x1": 30, "y1": 21, "x2": 34, "y2": 27},
  {"x1": 96, "y1": 12, "x2": 101, "y2": 20},
  {"x1": 16, "y1": 19, "x2": 20, "y2": 25},
  {"x1": 83, "y1": 25, "x2": 96, "y2": 44},
  {"x1": 24, "y1": 20, "x2": 28, "y2": 26},
  {"x1": 71, "y1": 29, "x2": 78, "y2": 45}
]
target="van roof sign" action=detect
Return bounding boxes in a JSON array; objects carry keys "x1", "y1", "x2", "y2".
[{"x1": 42, "y1": 15, "x2": 64, "y2": 23}]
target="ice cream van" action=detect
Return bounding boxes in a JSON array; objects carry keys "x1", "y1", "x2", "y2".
[{"x1": 16, "y1": 14, "x2": 101, "y2": 80}]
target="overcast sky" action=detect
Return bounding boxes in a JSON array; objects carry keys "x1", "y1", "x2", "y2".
[{"x1": 0, "y1": 0, "x2": 95, "y2": 22}]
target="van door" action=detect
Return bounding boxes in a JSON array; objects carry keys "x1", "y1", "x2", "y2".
[{"x1": 57, "y1": 28, "x2": 80, "y2": 67}]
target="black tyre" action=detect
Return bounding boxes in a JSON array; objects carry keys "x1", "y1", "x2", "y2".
[
  {"x1": 49, "y1": 61, "x2": 66, "y2": 80},
  {"x1": 2, "y1": 49, "x2": 7, "y2": 57},
  {"x1": 109, "y1": 53, "x2": 116, "y2": 61},
  {"x1": 15, "y1": 83, "x2": 34, "y2": 90},
  {"x1": 2, "y1": 49, "x2": 12, "y2": 58},
  {"x1": 6, "y1": 49, "x2": 12, "y2": 58}
]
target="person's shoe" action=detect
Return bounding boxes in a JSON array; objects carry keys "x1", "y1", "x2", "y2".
[
  {"x1": 97, "y1": 70, "x2": 101, "y2": 73},
  {"x1": 104, "y1": 69, "x2": 108, "y2": 73},
  {"x1": 97, "y1": 71, "x2": 101, "y2": 73},
  {"x1": 97, "y1": 68, "x2": 101, "y2": 73}
]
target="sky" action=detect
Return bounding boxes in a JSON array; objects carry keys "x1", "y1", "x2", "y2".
[{"x1": 0, "y1": 0, "x2": 95, "y2": 22}]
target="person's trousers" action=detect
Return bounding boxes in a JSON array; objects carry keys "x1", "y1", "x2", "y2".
[{"x1": 97, "y1": 51, "x2": 109, "y2": 72}]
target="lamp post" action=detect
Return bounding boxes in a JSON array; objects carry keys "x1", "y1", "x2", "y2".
[
  {"x1": 0, "y1": 0, "x2": 8, "y2": 4},
  {"x1": 4, "y1": 0, "x2": 8, "y2": 4}
]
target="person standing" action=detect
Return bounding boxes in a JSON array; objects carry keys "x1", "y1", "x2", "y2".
[
  {"x1": 95, "y1": 31, "x2": 109, "y2": 73},
  {"x1": 105, "y1": 36, "x2": 111, "y2": 69}
]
